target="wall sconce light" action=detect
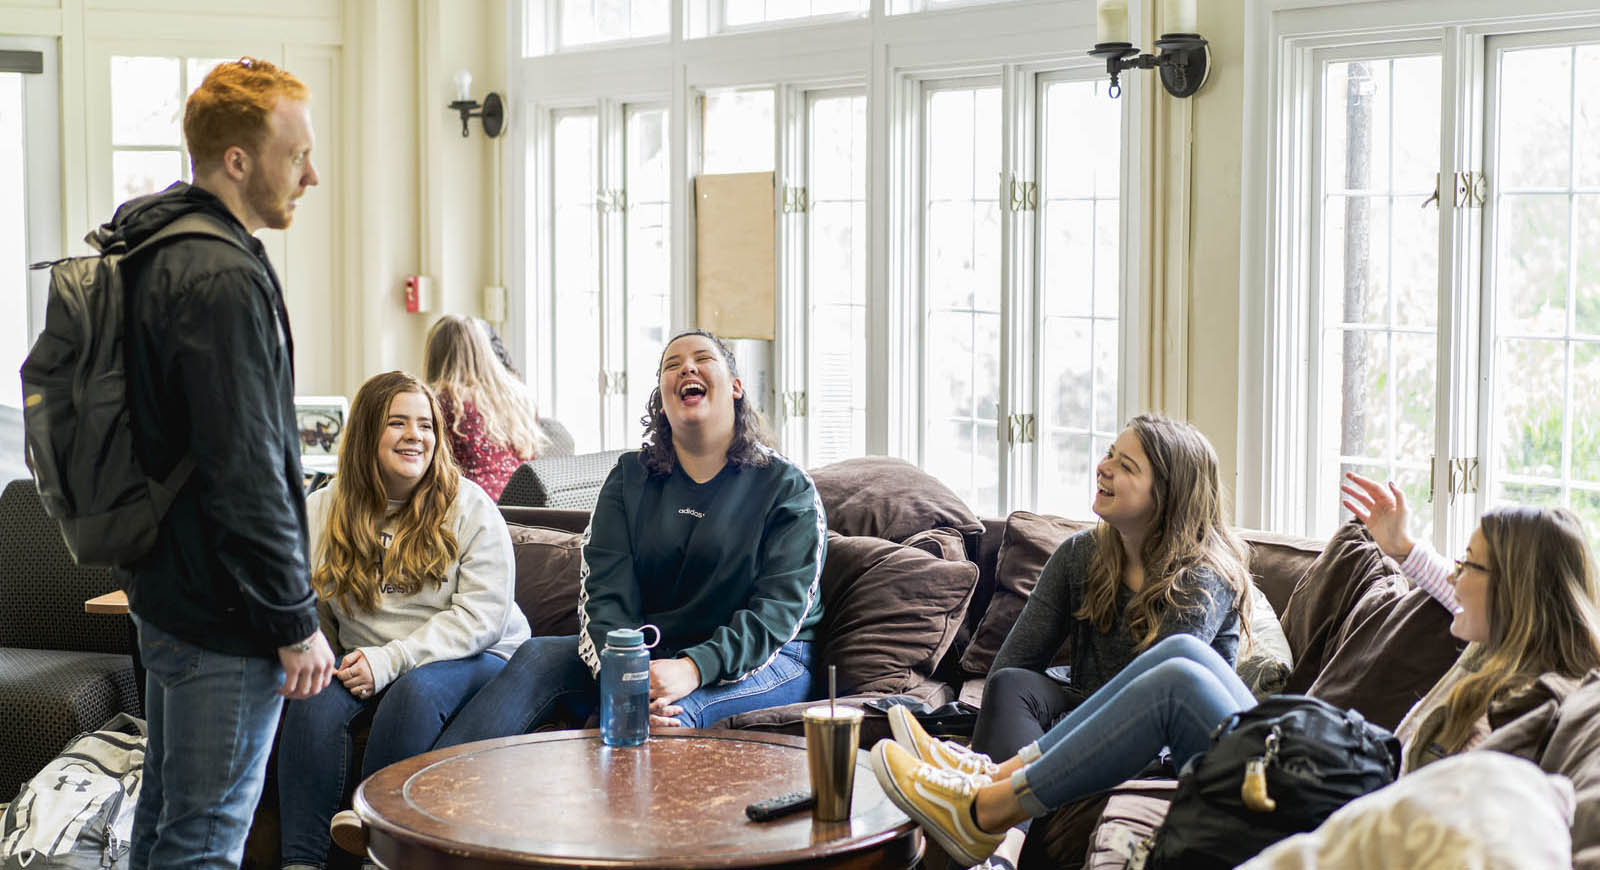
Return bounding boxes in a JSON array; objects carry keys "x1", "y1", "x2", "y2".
[
  {"x1": 1087, "y1": 0, "x2": 1209, "y2": 99},
  {"x1": 448, "y1": 69, "x2": 504, "y2": 138}
]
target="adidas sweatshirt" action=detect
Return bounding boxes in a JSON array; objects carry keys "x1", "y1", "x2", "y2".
[{"x1": 577, "y1": 450, "x2": 826, "y2": 687}]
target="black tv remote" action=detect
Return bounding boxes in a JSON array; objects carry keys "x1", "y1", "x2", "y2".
[{"x1": 745, "y1": 790, "x2": 816, "y2": 822}]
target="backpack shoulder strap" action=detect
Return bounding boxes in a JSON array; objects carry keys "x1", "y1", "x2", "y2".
[{"x1": 124, "y1": 213, "x2": 250, "y2": 262}]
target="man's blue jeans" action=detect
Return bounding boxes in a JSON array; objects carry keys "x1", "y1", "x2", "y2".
[
  {"x1": 1012, "y1": 634, "x2": 1256, "y2": 816},
  {"x1": 277, "y1": 652, "x2": 507, "y2": 867},
  {"x1": 129, "y1": 615, "x2": 285, "y2": 870},
  {"x1": 436, "y1": 635, "x2": 815, "y2": 748}
]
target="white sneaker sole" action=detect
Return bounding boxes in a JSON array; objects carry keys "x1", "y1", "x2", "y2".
[
  {"x1": 869, "y1": 740, "x2": 993, "y2": 867},
  {"x1": 888, "y1": 706, "x2": 925, "y2": 762}
]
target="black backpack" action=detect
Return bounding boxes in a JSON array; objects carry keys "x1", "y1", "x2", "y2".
[
  {"x1": 1145, "y1": 695, "x2": 1402, "y2": 870},
  {"x1": 19, "y1": 213, "x2": 245, "y2": 568}
]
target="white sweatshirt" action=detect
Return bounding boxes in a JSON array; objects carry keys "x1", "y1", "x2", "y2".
[{"x1": 307, "y1": 478, "x2": 531, "y2": 692}]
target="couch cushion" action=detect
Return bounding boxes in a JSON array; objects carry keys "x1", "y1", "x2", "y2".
[
  {"x1": 0, "y1": 647, "x2": 140, "y2": 801},
  {"x1": 1238, "y1": 529, "x2": 1324, "y2": 618},
  {"x1": 960, "y1": 511, "x2": 1094, "y2": 676},
  {"x1": 1279, "y1": 520, "x2": 1401, "y2": 688},
  {"x1": 818, "y1": 531, "x2": 980, "y2": 696},
  {"x1": 1308, "y1": 586, "x2": 1464, "y2": 732},
  {"x1": 1520, "y1": 670, "x2": 1600, "y2": 867},
  {"x1": 809, "y1": 457, "x2": 983, "y2": 548},
  {"x1": 507, "y1": 524, "x2": 584, "y2": 637}
]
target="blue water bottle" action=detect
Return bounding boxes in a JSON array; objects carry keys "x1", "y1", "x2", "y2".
[{"x1": 600, "y1": 625, "x2": 657, "y2": 747}]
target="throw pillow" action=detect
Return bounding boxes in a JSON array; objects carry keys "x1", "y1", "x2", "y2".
[
  {"x1": 1507, "y1": 670, "x2": 1600, "y2": 866},
  {"x1": 810, "y1": 457, "x2": 984, "y2": 548},
  {"x1": 1239, "y1": 753, "x2": 1575, "y2": 870},
  {"x1": 1279, "y1": 520, "x2": 1403, "y2": 693},
  {"x1": 507, "y1": 523, "x2": 583, "y2": 637},
  {"x1": 1236, "y1": 585, "x2": 1294, "y2": 700},
  {"x1": 1308, "y1": 585, "x2": 1464, "y2": 732},
  {"x1": 818, "y1": 531, "x2": 980, "y2": 695},
  {"x1": 960, "y1": 511, "x2": 1094, "y2": 676}
]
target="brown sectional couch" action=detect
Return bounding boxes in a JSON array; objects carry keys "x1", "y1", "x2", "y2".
[{"x1": 237, "y1": 457, "x2": 1600, "y2": 868}]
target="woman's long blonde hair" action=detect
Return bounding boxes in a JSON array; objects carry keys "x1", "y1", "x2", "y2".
[
  {"x1": 1434, "y1": 505, "x2": 1600, "y2": 753},
  {"x1": 313, "y1": 372, "x2": 461, "y2": 613},
  {"x1": 424, "y1": 315, "x2": 549, "y2": 459},
  {"x1": 1077, "y1": 414, "x2": 1253, "y2": 652}
]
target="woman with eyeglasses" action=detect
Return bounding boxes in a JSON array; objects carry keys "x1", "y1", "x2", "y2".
[{"x1": 869, "y1": 471, "x2": 1600, "y2": 867}]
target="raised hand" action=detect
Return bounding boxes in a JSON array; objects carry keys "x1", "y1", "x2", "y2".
[{"x1": 1339, "y1": 471, "x2": 1414, "y2": 560}]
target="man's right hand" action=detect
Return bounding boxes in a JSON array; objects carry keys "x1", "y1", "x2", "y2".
[{"x1": 277, "y1": 632, "x2": 336, "y2": 699}]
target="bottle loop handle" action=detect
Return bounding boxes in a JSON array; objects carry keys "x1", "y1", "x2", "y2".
[{"x1": 638, "y1": 623, "x2": 661, "y2": 649}]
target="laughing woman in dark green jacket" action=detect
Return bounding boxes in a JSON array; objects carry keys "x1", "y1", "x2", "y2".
[{"x1": 436, "y1": 329, "x2": 824, "y2": 741}]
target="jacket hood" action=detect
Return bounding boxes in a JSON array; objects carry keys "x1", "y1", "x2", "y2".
[{"x1": 90, "y1": 181, "x2": 248, "y2": 253}]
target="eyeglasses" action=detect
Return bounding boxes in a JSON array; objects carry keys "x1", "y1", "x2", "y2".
[{"x1": 1452, "y1": 558, "x2": 1490, "y2": 577}]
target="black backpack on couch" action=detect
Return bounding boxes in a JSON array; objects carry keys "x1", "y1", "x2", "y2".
[{"x1": 1145, "y1": 695, "x2": 1401, "y2": 869}]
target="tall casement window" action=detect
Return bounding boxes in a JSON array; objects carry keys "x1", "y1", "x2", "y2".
[
  {"x1": 109, "y1": 56, "x2": 229, "y2": 204},
  {"x1": 543, "y1": 103, "x2": 671, "y2": 453},
  {"x1": 513, "y1": 0, "x2": 1135, "y2": 510},
  {"x1": 912, "y1": 72, "x2": 1122, "y2": 517},
  {"x1": 1258, "y1": 13, "x2": 1600, "y2": 552}
]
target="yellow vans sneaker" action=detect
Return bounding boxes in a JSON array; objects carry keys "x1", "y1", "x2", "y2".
[
  {"x1": 888, "y1": 704, "x2": 1000, "y2": 778},
  {"x1": 870, "y1": 739, "x2": 1004, "y2": 866}
]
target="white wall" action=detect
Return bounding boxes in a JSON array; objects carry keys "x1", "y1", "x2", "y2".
[{"x1": 0, "y1": 0, "x2": 509, "y2": 399}]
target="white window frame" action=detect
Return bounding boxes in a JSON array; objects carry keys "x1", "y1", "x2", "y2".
[
  {"x1": 508, "y1": 0, "x2": 1149, "y2": 495},
  {"x1": 1240, "y1": 0, "x2": 1600, "y2": 552},
  {"x1": 0, "y1": 37, "x2": 60, "y2": 364}
]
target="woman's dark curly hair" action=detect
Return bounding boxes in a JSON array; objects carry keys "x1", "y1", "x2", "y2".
[{"x1": 639, "y1": 329, "x2": 772, "y2": 477}]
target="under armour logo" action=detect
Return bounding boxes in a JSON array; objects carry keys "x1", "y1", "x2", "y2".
[{"x1": 53, "y1": 776, "x2": 92, "y2": 793}]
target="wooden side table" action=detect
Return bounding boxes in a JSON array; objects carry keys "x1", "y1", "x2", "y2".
[
  {"x1": 355, "y1": 728, "x2": 922, "y2": 869},
  {"x1": 83, "y1": 589, "x2": 142, "y2": 709}
]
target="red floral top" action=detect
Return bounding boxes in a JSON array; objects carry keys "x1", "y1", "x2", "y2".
[{"x1": 437, "y1": 395, "x2": 530, "y2": 502}]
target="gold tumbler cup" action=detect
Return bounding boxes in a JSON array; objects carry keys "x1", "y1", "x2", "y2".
[{"x1": 803, "y1": 705, "x2": 864, "y2": 822}]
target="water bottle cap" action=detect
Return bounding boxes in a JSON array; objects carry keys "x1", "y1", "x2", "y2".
[{"x1": 606, "y1": 628, "x2": 644, "y2": 648}]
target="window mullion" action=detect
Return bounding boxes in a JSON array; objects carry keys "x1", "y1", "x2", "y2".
[
  {"x1": 600, "y1": 100, "x2": 628, "y2": 449},
  {"x1": 999, "y1": 65, "x2": 1035, "y2": 513},
  {"x1": 775, "y1": 85, "x2": 807, "y2": 461}
]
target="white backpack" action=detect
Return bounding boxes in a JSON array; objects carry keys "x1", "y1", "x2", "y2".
[{"x1": 0, "y1": 714, "x2": 145, "y2": 869}]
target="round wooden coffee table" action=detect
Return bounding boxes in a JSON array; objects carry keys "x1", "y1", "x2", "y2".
[{"x1": 354, "y1": 728, "x2": 923, "y2": 869}]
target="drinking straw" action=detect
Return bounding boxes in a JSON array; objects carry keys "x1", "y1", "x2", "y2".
[{"x1": 829, "y1": 665, "x2": 837, "y2": 717}]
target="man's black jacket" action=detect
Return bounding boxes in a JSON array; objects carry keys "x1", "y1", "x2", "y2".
[{"x1": 111, "y1": 182, "x2": 318, "y2": 657}]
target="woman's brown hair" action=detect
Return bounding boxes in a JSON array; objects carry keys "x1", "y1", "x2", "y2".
[
  {"x1": 312, "y1": 371, "x2": 461, "y2": 613},
  {"x1": 424, "y1": 314, "x2": 549, "y2": 459},
  {"x1": 1077, "y1": 413, "x2": 1253, "y2": 652},
  {"x1": 1433, "y1": 505, "x2": 1600, "y2": 753}
]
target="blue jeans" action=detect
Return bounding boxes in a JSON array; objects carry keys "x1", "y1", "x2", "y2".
[
  {"x1": 436, "y1": 635, "x2": 816, "y2": 747},
  {"x1": 129, "y1": 615, "x2": 285, "y2": 870},
  {"x1": 1012, "y1": 634, "x2": 1256, "y2": 816},
  {"x1": 277, "y1": 653, "x2": 507, "y2": 867}
]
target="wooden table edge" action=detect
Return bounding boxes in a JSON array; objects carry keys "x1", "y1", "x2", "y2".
[
  {"x1": 355, "y1": 728, "x2": 922, "y2": 870},
  {"x1": 85, "y1": 589, "x2": 130, "y2": 615}
]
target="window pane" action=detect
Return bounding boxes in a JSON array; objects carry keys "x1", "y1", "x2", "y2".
[
  {"x1": 111, "y1": 56, "x2": 182, "y2": 146},
  {"x1": 551, "y1": 112, "x2": 602, "y2": 452},
  {"x1": 702, "y1": 89, "x2": 774, "y2": 174},
  {"x1": 806, "y1": 93, "x2": 868, "y2": 466},
  {"x1": 185, "y1": 57, "x2": 231, "y2": 95},
  {"x1": 113, "y1": 150, "x2": 181, "y2": 204},
  {"x1": 0, "y1": 74, "x2": 25, "y2": 408},
  {"x1": 557, "y1": 0, "x2": 668, "y2": 46},
  {"x1": 1488, "y1": 40, "x2": 1600, "y2": 543},
  {"x1": 719, "y1": 0, "x2": 865, "y2": 28},
  {"x1": 624, "y1": 106, "x2": 671, "y2": 425},
  {"x1": 1037, "y1": 77, "x2": 1120, "y2": 518},
  {"x1": 922, "y1": 84, "x2": 1000, "y2": 516},
  {"x1": 1497, "y1": 46, "x2": 1572, "y2": 190},
  {"x1": 1314, "y1": 56, "x2": 1440, "y2": 542}
]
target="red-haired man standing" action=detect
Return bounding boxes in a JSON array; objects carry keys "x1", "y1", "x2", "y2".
[{"x1": 105, "y1": 57, "x2": 335, "y2": 869}]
